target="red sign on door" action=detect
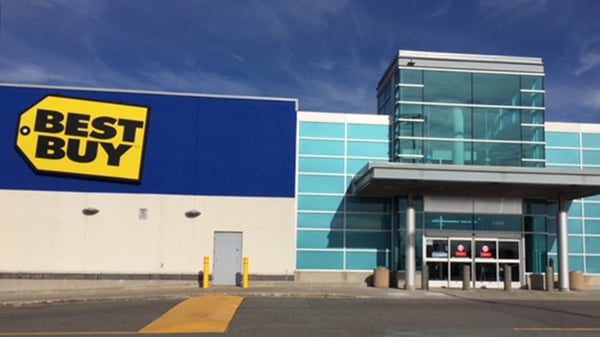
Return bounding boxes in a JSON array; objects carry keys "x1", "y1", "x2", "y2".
[
  {"x1": 455, "y1": 244, "x2": 467, "y2": 257},
  {"x1": 480, "y1": 245, "x2": 492, "y2": 258}
]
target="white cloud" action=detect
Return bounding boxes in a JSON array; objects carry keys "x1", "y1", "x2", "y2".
[
  {"x1": 427, "y1": 0, "x2": 454, "y2": 19},
  {"x1": 581, "y1": 88, "x2": 600, "y2": 110},
  {"x1": 574, "y1": 51, "x2": 600, "y2": 76},
  {"x1": 478, "y1": 0, "x2": 549, "y2": 18},
  {"x1": 140, "y1": 68, "x2": 262, "y2": 97}
]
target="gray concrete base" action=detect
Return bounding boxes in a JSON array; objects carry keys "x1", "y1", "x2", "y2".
[
  {"x1": 294, "y1": 271, "x2": 425, "y2": 289},
  {"x1": 294, "y1": 271, "x2": 373, "y2": 285}
]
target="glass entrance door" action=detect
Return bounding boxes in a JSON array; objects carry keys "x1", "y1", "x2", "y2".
[{"x1": 424, "y1": 236, "x2": 521, "y2": 289}]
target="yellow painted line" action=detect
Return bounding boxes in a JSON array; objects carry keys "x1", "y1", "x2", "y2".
[
  {"x1": 0, "y1": 332, "x2": 137, "y2": 336},
  {"x1": 515, "y1": 327, "x2": 600, "y2": 332},
  {"x1": 139, "y1": 295, "x2": 244, "y2": 334}
]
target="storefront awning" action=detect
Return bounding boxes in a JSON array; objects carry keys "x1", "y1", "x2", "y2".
[{"x1": 352, "y1": 163, "x2": 600, "y2": 200}]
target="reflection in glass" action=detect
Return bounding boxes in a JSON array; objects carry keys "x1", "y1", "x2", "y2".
[
  {"x1": 476, "y1": 263, "x2": 497, "y2": 282},
  {"x1": 499, "y1": 242, "x2": 519, "y2": 259},
  {"x1": 451, "y1": 263, "x2": 471, "y2": 281},
  {"x1": 426, "y1": 239, "x2": 449, "y2": 258},
  {"x1": 424, "y1": 71, "x2": 471, "y2": 104},
  {"x1": 473, "y1": 73, "x2": 520, "y2": 106},
  {"x1": 427, "y1": 262, "x2": 448, "y2": 281}
]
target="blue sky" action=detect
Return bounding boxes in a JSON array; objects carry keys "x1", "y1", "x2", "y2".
[{"x1": 0, "y1": 0, "x2": 599, "y2": 122}]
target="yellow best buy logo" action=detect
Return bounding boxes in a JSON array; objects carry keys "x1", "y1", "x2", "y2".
[{"x1": 16, "y1": 96, "x2": 149, "y2": 182}]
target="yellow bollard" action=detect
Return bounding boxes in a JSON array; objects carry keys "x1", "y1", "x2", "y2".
[
  {"x1": 203, "y1": 256, "x2": 210, "y2": 289},
  {"x1": 243, "y1": 257, "x2": 249, "y2": 289}
]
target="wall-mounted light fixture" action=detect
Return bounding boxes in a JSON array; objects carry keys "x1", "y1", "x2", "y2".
[
  {"x1": 407, "y1": 59, "x2": 415, "y2": 66},
  {"x1": 82, "y1": 207, "x2": 99, "y2": 216},
  {"x1": 185, "y1": 209, "x2": 202, "y2": 218}
]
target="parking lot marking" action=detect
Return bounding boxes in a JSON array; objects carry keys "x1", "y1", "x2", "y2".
[{"x1": 139, "y1": 295, "x2": 244, "y2": 334}]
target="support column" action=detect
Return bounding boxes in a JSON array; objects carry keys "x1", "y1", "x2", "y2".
[
  {"x1": 405, "y1": 193, "x2": 416, "y2": 290},
  {"x1": 557, "y1": 196, "x2": 570, "y2": 292},
  {"x1": 390, "y1": 196, "x2": 398, "y2": 288}
]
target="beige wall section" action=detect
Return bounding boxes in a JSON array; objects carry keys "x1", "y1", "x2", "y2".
[{"x1": 0, "y1": 190, "x2": 295, "y2": 276}]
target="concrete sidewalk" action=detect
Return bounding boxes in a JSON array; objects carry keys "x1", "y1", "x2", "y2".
[{"x1": 1, "y1": 279, "x2": 599, "y2": 306}]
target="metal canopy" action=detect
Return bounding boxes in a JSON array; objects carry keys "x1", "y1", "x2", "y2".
[{"x1": 353, "y1": 163, "x2": 600, "y2": 200}]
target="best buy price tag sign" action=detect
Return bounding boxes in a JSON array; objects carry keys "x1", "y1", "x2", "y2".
[{"x1": 16, "y1": 96, "x2": 149, "y2": 182}]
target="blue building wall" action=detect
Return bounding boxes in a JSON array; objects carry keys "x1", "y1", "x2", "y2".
[{"x1": 0, "y1": 85, "x2": 297, "y2": 198}]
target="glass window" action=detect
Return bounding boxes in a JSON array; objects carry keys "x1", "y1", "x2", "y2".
[
  {"x1": 396, "y1": 138, "x2": 423, "y2": 158},
  {"x1": 297, "y1": 230, "x2": 339, "y2": 249},
  {"x1": 299, "y1": 139, "x2": 344, "y2": 156},
  {"x1": 298, "y1": 175, "x2": 345, "y2": 194},
  {"x1": 582, "y1": 133, "x2": 600, "y2": 148},
  {"x1": 521, "y1": 109, "x2": 544, "y2": 124},
  {"x1": 346, "y1": 251, "x2": 389, "y2": 270},
  {"x1": 347, "y1": 141, "x2": 389, "y2": 158},
  {"x1": 346, "y1": 231, "x2": 391, "y2": 249},
  {"x1": 297, "y1": 195, "x2": 343, "y2": 211},
  {"x1": 424, "y1": 140, "x2": 472, "y2": 165},
  {"x1": 474, "y1": 215, "x2": 522, "y2": 231},
  {"x1": 425, "y1": 213, "x2": 473, "y2": 231},
  {"x1": 296, "y1": 251, "x2": 343, "y2": 270},
  {"x1": 585, "y1": 219, "x2": 600, "y2": 234},
  {"x1": 585, "y1": 256, "x2": 600, "y2": 273},
  {"x1": 570, "y1": 256, "x2": 584, "y2": 273},
  {"x1": 546, "y1": 149, "x2": 580, "y2": 165},
  {"x1": 425, "y1": 106, "x2": 473, "y2": 139},
  {"x1": 299, "y1": 122, "x2": 345, "y2": 138},
  {"x1": 525, "y1": 233, "x2": 547, "y2": 273},
  {"x1": 346, "y1": 196, "x2": 391, "y2": 212},
  {"x1": 396, "y1": 104, "x2": 423, "y2": 119},
  {"x1": 347, "y1": 213, "x2": 391, "y2": 230},
  {"x1": 524, "y1": 215, "x2": 547, "y2": 232},
  {"x1": 424, "y1": 71, "x2": 471, "y2": 104},
  {"x1": 584, "y1": 203, "x2": 600, "y2": 218},
  {"x1": 568, "y1": 202, "x2": 583, "y2": 217},
  {"x1": 583, "y1": 150, "x2": 600, "y2": 165},
  {"x1": 473, "y1": 142, "x2": 521, "y2": 166},
  {"x1": 545, "y1": 131, "x2": 580, "y2": 147},
  {"x1": 522, "y1": 144, "x2": 545, "y2": 161},
  {"x1": 476, "y1": 240, "x2": 497, "y2": 258},
  {"x1": 426, "y1": 239, "x2": 449, "y2": 258},
  {"x1": 297, "y1": 212, "x2": 343, "y2": 229},
  {"x1": 499, "y1": 241, "x2": 519, "y2": 259},
  {"x1": 399, "y1": 86, "x2": 422, "y2": 101},
  {"x1": 400, "y1": 69, "x2": 422, "y2": 84},
  {"x1": 347, "y1": 124, "x2": 389, "y2": 141},
  {"x1": 521, "y1": 92, "x2": 544, "y2": 107},
  {"x1": 298, "y1": 157, "x2": 344, "y2": 174},
  {"x1": 585, "y1": 237, "x2": 600, "y2": 254},
  {"x1": 569, "y1": 236, "x2": 584, "y2": 254},
  {"x1": 473, "y1": 108, "x2": 521, "y2": 141},
  {"x1": 521, "y1": 75, "x2": 544, "y2": 90},
  {"x1": 568, "y1": 219, "x2": 583, "y2": 234},
  {"x1": 521, "y1": 125, "x2": 544, "y2": 142},
  {"x1": 396, "y1": 121, "x2": 423, "y2": 138},
  {"x1": 451, "y1": 239, "x2": 472, "y2": 258},
  {"x1": 347, "y1": 159, "x2": 369, "y2": 175},
  {"x1": 473, "y1": 73, "x2": 520, "y2": 106},
  {"x1": 547, "y1": 235, "x2": 558, "y2": 254}
]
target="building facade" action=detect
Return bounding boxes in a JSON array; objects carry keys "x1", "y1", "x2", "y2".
[{"x1": 1, "y1": 50, "x2": 600, "y2": 289}]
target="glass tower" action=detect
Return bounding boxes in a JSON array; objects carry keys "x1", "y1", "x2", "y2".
[{"x1": 377, "y1": 51, "x2": 545, "y2": 167}]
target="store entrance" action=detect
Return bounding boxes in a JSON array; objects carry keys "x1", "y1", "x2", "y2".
[{"x1": 424, "y1": 236, "x2": 521, "y2": 289}]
